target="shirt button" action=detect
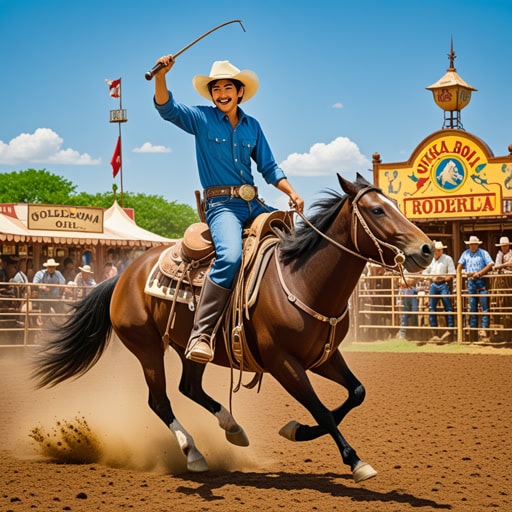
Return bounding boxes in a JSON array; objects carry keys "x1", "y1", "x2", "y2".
[{"x1": 234, "y1": 158, "x2": 238, "y2": 162}]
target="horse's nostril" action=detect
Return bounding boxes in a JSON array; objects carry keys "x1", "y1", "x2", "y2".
[{"x1": 422, "y1": 243, "x2": 433, "y2": 255}]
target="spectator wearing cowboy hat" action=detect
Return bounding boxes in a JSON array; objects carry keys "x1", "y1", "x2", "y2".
[
  {"x1": 494, "y1": 236, "x2": 512, "y2": 273},
  {"x1": 32, "y1": 258, "x2": 66, "y2": 314},
  {"x1": 422, "y1": 241, "x2": 456, "y2": 341},
  {"x1": 457, "y1": 235, "x2": 494, "y2": 339},
  {"x1": 152, "y1": 56, "x2": 304, "y2": 364},
  {"x1": 74, "y1": 264, "x2": 97, "y2": 297}
]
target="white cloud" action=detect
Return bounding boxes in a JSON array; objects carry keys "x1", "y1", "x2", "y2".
[
  {"x1": 279, "y1": 136, "x2": 370, "y2": 177},
  {"x1": 133, "y1": 142, "x2": 171, "y2": 153},
  {"x1": 332, "y1": 102, "x2": 344, "y2": 109},
  {"x1": 0, "y1": 128, "x2": 100, "y2": 165}
]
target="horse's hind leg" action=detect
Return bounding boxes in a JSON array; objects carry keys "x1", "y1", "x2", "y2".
[
  {"x1": 176, "y1": 350, "x2": 249, "y2": 447},
  {"x1": 280, "y1": 350, "x2": 365, "y2": 442},
  {"x1": 135, "y1": 346, "x2": 209, "y2": 472}
]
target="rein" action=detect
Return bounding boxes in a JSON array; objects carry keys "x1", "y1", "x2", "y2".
[{"x1": 291, "y1": 186, "x2": 406, "y2": 275}]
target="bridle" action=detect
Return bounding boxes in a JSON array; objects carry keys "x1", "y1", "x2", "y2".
[
  {"x1": 274, "y1": 185, "x2": 408, "y2": 369},
  {"x1": 291, "y1": 185, "x2": 406, "y2": 275}
]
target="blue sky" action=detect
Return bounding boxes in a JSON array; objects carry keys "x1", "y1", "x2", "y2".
[{"x1": 1, "y1": 0, "x2": 512, "y2": 212}]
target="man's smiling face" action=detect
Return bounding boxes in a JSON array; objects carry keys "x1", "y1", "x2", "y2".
[{"x1": 210, "y1": 79, "x2": 244, "y2": 114}]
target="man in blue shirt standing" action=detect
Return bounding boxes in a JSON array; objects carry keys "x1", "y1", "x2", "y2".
[
  {"x1": 153, "y1": 56, "x2": 304, "y2": 364},
  {"x1": 457, "y1": 235, "x2": 494, "y2": 340},
  {"x1": 33, "y1": 258, "x2": 66, "y2": 315}
]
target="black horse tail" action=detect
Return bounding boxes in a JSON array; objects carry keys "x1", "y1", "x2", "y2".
[{"x1": 32, "y1": 276, "x2": 119, "y2": 389}]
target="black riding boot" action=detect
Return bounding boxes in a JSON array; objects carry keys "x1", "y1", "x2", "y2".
[{"x1": 185, "y1": 276, "x2": 232, "y2": 364}]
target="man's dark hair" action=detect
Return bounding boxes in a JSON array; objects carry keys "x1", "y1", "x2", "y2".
[{"x1": 208, "y1": 79, "x2": 244, "y2": 104}]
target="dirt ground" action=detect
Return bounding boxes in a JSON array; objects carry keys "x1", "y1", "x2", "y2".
[{"x1": 1, "y1": 339, "x2": 511, "y2": 512}]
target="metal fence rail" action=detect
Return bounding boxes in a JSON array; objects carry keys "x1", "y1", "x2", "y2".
[
  {"x1": 350, "y1": 269, "x2": 512, "y2": 344},
  {"x1": 0, "y1": 282, "x2": 95, "y2": 347},
  {"x1": 2, "y1": 271, "x2": 512, "y2": 347}
]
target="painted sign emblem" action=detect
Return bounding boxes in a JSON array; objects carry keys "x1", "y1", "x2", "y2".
[
  {"x1": 434, "y1": 157, "x2": 465, "y2": 192},
  {"x1": 374, "y1": 131, "x2": 511, "y2": 219}
]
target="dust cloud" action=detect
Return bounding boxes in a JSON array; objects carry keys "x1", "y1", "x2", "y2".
[{"x1": 3, "y1": 337, "x2": 262, "y2": 475}]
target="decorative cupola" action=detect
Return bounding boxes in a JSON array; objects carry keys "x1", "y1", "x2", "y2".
[{"x1": 426, "y1": 39, "x2": 477, "y2": 129}]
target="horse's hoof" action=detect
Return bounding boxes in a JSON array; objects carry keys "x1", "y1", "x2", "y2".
[
  {"x1": 187, "y1": 450, "x2": 209, "y2": 472},
  {"x1": 278, "y1": 420, "x2": 300, "y2": 441},
  {"x1": 352, "y1": 461, "x2": 377, "y2": 483},
  {"x1": 226, "y1": 427, "x2": 250, "y2": 447}
]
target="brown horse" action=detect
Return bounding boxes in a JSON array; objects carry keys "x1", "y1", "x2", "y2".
[{"x1": 33, "y1": 173, "x2": 433, "y2": 482}]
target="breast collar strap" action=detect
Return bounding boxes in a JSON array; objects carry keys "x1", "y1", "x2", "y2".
[{"x1": 273, "y1": 246, "x2": 348, "y2": 369}]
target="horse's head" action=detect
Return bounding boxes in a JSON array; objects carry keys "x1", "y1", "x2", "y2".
[{"x1": 338, "y1": 173, "x2": 433, "y2": 273}]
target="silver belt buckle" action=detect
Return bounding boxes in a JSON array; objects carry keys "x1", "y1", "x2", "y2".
[{"x1": 238, "y1": 184, "x2": 256, "y2": 201}]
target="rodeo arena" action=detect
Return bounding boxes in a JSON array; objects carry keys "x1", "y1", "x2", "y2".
[
  {"x1": 3, "y1": 26, "x2": 512, "y2": 511},
  {"x1": 2, "y1": 46, "x2": 512, "y2": 350}
]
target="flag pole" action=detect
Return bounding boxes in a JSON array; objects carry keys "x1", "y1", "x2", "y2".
[
  {"x1": 118, "y1": 80, "x2": 124, "y2": 207},
  {"x1": 108, "y1": 78, "x2": 127, "y2": 207}
]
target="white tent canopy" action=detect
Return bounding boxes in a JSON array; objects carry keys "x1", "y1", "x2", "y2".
[{"x1": 0, "y1": 201, "x2": 175, "y2": 246}]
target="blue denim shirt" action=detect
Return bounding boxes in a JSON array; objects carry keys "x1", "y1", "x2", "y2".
[
  {"x1": 155, "y1": 92, "x2": 286, "y2": 189},
  {"x1": 458, "y1": 248, "x2": 494, "y2": 273}
]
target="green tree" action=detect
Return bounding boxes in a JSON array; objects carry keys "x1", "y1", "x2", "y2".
[
  {"x1": 0, "y1": 169, "x2": 198, "y2": 238},
  {"x1": 0, "y1": 169, "x2": 77, "y2": 204}
]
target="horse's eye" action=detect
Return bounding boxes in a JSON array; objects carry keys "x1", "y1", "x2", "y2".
[{"x1": 372, "y1": 207, "x2": 385, "y2": 215}]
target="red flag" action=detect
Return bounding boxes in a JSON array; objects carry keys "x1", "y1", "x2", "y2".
[
  {"x1": 105, "y1": 78, "x2": 121, "y2": 98},
  {"x1": 110, "y1": 136, "x2": 121, "y2": 177}
]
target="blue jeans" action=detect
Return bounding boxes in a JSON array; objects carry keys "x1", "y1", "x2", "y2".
[
  {"x1": 205, "y1": 196, "x2": 273, "y2": 289},
  {"x1": 429, "y1": 281, "x2": 454, "y2": 327},
  {"x1": 467, "y1": 277, "x2": 489, "y2": 328},
  {"x1": 399, "y1": 288, "x2": 419, "y2": 336}
]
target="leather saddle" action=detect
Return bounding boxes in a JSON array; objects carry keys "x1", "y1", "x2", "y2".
[
  {"x1": 144, "y1": 209, "x2": 293, "y2": 376},
  {"x1": 144, "y1": 210, "x2": 293, "y2": 310}
]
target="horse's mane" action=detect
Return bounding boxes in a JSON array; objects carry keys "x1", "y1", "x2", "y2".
[{"x1": 279, "y1": 189, "x2": 347, "y2": 265}]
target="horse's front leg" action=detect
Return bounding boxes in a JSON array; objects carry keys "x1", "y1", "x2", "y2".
[
  {"x1": 176, "y1": 350, "x2": 249, "y2": 447},
  {"x1": 268, "y1": 353, "x2": 376, "y2": 483},
  {"x1": 280, "y1": 350, "x2": 365, "y2": 442}
]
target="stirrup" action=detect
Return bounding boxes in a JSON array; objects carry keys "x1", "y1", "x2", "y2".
[{"x1": 185, "y1": 336, "x2": 214, "y2": 364}]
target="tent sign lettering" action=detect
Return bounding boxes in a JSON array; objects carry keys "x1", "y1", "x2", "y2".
[{"x1": 27, "y1": 205, "x2": 104, "y2": 233}]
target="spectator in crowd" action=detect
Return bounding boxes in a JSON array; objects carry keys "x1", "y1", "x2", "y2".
[
  {"x1": 457, "y1": 235, "x2": 494, "y2": 340},
  {"x1": 422, "y1": 241, "x2": 456, "y2": 342},
  {"x1": 0, "y1": 257, "x2": 15, "y2": 297},
  {"x1": 62, "y1": 257, "x2": 77, "y2": 282},
  {"x1": 7, "y1": 257, "x2": 29, "y2": 298},
  {"x1": 32, "y1": 258, "x2": 66, "y2": 314},
  {"x1": 397, "y1": 273, "x2": 420, "y2": 340},
  {"x1": 74, "y1": 265, "x2": 97, "y2": 297},
  {"x1": 102, "y1": 261, "x2": 118, "y2": 281},
  {"x1": 0, "y1": 257, "x2": 6, "y2": 283},
  {"x1": 493, "y1": 236, "x2": 512, "y2": 273}
]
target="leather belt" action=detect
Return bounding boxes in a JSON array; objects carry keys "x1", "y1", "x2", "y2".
[{"x1": 204, "y1": 184, "x2": 257, "y2": 201}]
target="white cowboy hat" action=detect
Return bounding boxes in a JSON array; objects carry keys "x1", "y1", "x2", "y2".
[
  {"x1": 496, "y1": 236, "x2": 510, "y2": 246},
  {"x1": 42, "y1": 258, "x2": 59, "y2": 267},
  {"x1": 433, "y1": 241, "x2": 447, "y2": 250},
  {"x1": 192, "y1": 60, "x2": 259, "y2": 103},
  {"x1": 78, "y1": 265, "x2": 92, "y2": 273},
  {"x1": 464, "y1": 235, "x2": 482, "y2": 245}
]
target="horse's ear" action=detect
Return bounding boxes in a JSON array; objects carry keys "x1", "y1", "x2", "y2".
[
  {"x1": 337, "y1": 173, "x2": 359, "y2": 197},
  {"x1": 355, "y1": 172, "x2": 372, "y2": 187}
]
